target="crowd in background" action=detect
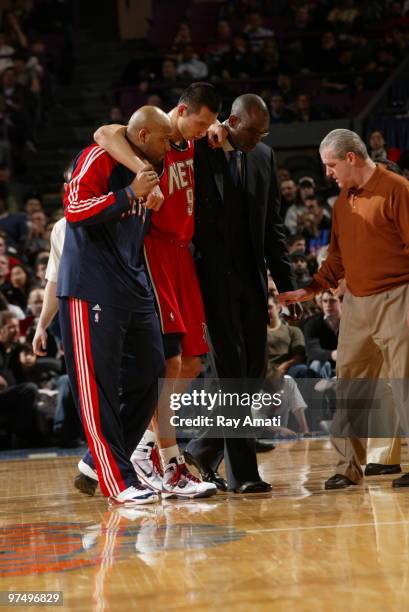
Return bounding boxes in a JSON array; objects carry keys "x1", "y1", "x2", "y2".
[
  {"x1": 0, "y1": 0, "x2": 78, "y2": 450},
  {"x1": 115, "y1": 0, "x2": 409, "y2": 121},
  {"x1": 0, "y1": 0, "x2": 74, "y2": 175}
]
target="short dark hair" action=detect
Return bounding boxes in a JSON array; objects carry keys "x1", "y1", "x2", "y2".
[
  {"x1": 179, "y1": 82, "x2": 221, "y2": 115},
  {"x1": 24, "y1": 192, "x2": 43, "y2": 204},
  {"x1": 267, "y1": 291, "x2": 279, "y2": 304},
  {"x1": 0, "y1": 310, "x2": 15, "y2": 327},
  {"x1": 305, "y1": 194, "x2": 323, "y2": 206},
  {"x1": 288, "y1": 234, "x2": 305, "y2": 246},
  {"x1": 17, "y1": 342, "x2": 34, "y2": 355}
]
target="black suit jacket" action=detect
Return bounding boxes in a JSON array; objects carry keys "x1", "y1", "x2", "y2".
[{"x1": 193, "y1": 138, "x2": 296, "y2": 299}]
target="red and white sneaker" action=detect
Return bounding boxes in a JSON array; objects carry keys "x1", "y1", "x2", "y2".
[
  {"x1": 161, "y1": 456, "x2": 217, "y2": 499},
  {"x1": 131, "y1": 443, "x2": 163, "y2": 492},
  {"x1": 108, "y1": 484, "x2": 159, "y2": 507}
]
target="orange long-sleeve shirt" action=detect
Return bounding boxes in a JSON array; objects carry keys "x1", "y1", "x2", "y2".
[{"x1": 310, "y1": 165, "x2": 409, "y2": 297}]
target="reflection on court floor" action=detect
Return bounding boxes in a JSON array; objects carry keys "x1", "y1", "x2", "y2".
[{"x1": 1, "y1": 439, "x2": 409, "y2": 610}]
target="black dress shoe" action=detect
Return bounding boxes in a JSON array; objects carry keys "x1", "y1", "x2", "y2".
[
  {"x1": 74, "y1": 473, "x2": 98, "y2": 496},
  {"x1": 234, "y1": 480, "x2": 272, "y2": 494},
  {"x1": 255, "y1": 439, "x2": 276, "y2": 453},
  {"x1": 364, "y1": 463, "x2": 402, "y2": 476},
  {"x1": 325, "y1": 474, "x2": 358, "y2": 490},
  {"x1": 392, "y1": 472, "x2": 409, "y2": 488},
  {"x1": 184, "y1": 450, "x2": 228, "y2": 491}
]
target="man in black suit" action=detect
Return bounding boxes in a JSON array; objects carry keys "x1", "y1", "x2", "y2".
[{"x1": 184, "y1": 94, "x2": 296, "y2": 493}]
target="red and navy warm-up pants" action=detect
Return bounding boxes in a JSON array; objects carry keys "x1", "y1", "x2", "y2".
[{"x1": 59, "y1": 297, "x2": 165, "y2": 497}]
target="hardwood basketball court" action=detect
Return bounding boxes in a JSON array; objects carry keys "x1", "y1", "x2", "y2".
[{"x1": 0, "y1": 438, "x2": 407, "y2": 611}]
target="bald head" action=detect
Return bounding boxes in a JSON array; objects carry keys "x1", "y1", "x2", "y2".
[
  {"x1": 231, "y1": 94, "x2": 269, "y2": 120},
  {"x1": 126, "y1": 105, "x2": 172, "y2": 166},
  {"x1": 227, "y1": 94, "x2": 270, "y2": 152},
  {"x1": 127, "y1": 105, "x2": 171, "y2": 135}
]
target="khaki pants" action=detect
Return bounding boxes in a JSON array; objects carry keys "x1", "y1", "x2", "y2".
[{"x1": 331, "y1": 284, "x2": 409, "y2": 482}]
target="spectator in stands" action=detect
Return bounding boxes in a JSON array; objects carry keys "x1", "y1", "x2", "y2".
[
  {"x1": 284, "y1": 180, "x2": 311, "y2": 235},
  {"x1": 0, "y1": 65, "x2": 35, "y2": 161},
  {"x1": 368, "y1": 130, "x2": 387, "y2": 162},
  {"x1": 0, "y1": 232, "x2": 20, "y2": 268},
  {"x1": 385, "y1": 26, "x2": 409, "y2": 60},
  {"x1": 34, "y1": 255, "x2": 48, "y2": 288},
  {"x1": 322, "y1": 48, "x2": 355, "y2": 93},
  {"x1": 0, "y1": 31, "x2": 15, "y2": 74},
  {"x1": 291, "y1": 4, "x2": 312, "y2": 33},
  {"x1": 24, "y1": 208, "x2": 49, "y2": 265},
  {"x1": 0, "y1": 194, "x2": 27, "y2": 249},
  {"x1": 2, "y1": 263, "x2": 33, "y2": 311},
  {"x1": 286, "y1": 5, "x2": 314, "y2": 69},
  {"x1": 0, "y1": 311, "x2": 41, "y2": 447},
  {"x1": 171, "y1": 21, "x2": 192, "y2": 55},
  {"x1": 290, "y1": 251, "x2": 312, "y2": 288},
  {"x1": 267, "y1": 292, "x2": 307, "y2": 376},
  {"x1": 277, "y1": 167, "x2": 291, "y2": 183},
  {"x1": 0, "y1": 310, "x2": 18, "y2": 353},
  {"x1": 288, "y1": 234, "x2": 307, "y2": 255},
  {"x1": 107, "y1": 106, "x2": 125, "y2": 125},
  {"x1": 385, "y1": 1, "x2": 408, "y2": 25},
  {"x1": 327, "y1": 0, "x2": 361, "y2": 31},
  {"x1": 243, "y1": 10, "x2": 274, "y2": 51},
  {"x1": 158, "y1": 59, "x2": 184, "y2": 108},
  {"x1": 2, "y1": 10, "x2": 28, "y2": 50},
  {"x1": 280, "y1": 177, "x2": 298, "y2": 218},
  {"x1": 263, "y1": 293, "x2": 310, "y2": 435},
  {"x1": 28, "y1": 40, "x2": 49, "y2": 72},
  {"x1": 298, "y1": 176, "x2": 316, "y2": 204},
  {"x1": 177, "y1": 45, "x2": 208, "y2": 80},
  {"x1": 294, "y1": 93, "x2": 323, "y2": 122},
  {"x1": 313, "y1": 31, "x2": 339, "y2": 73},
  {"x1": 14, "y1": 50, "x2": 42, "y2": 93},
  {"x1": 252, "y1": 38, "x2": 279, "y2": 78},
  {"x1": 0, "y1": 253, "x2": 9, "y2": 293},
  {"x1": 206, "y1": 19, "x2": 232, "y2": 62},
  {"x1": 269, "y1": 92, "x2": 295, "y2": 124},
  {"x1": 146, "y1": 94, "x2": 164, "y2": 109},
  {"x1": 298, "y1": 213, "x2": 328, "y2": 258},
  {"x1": 24, "y1": 193, "x2": 43, "y2": 216},
  {"x1": 276, "y1": 73, "x2": 299, "y2": 106},
  {"x1": 302, "y1": 195, "x2": 332, "y2": 253},
  {"x1": 375, "y1": 46, "x2": 396, "y2": 72},
  {"x1": 303, "y1": 290, "x2": 340, "y2": 378},
  {"x1": 10, "y1": 342, "x2": 40, "y2": 384},
  {"x1": 221, "y1": 33, "x2": 253, "y2": 79}
]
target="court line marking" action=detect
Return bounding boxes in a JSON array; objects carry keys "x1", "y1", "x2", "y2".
[
  {"x1": 246, "y1": 519, "x2": 409, "y2": 534},
  {"x1": 27, "y1": 453, "x2": 58, "y2": 459}
]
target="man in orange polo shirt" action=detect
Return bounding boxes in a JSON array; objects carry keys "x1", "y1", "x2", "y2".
[{"x1": 280, "y1": 128, "x2": 409, "y2": 489}]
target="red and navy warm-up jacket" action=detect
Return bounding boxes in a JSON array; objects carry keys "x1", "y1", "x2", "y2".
[{"x1": 57, "y1": 144, "x2": 154, "y2": 311}]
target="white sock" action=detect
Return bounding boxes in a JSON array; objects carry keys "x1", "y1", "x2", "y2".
[
  {"x1": 137, "y1": 429, "x2": 156, "y2": 449},
  {"x1": 133, "y1": 430, "x2": 156, "y2": 458},
  {"x1": 159, "y1": 444, "x2": 180, "y2": 467}
]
